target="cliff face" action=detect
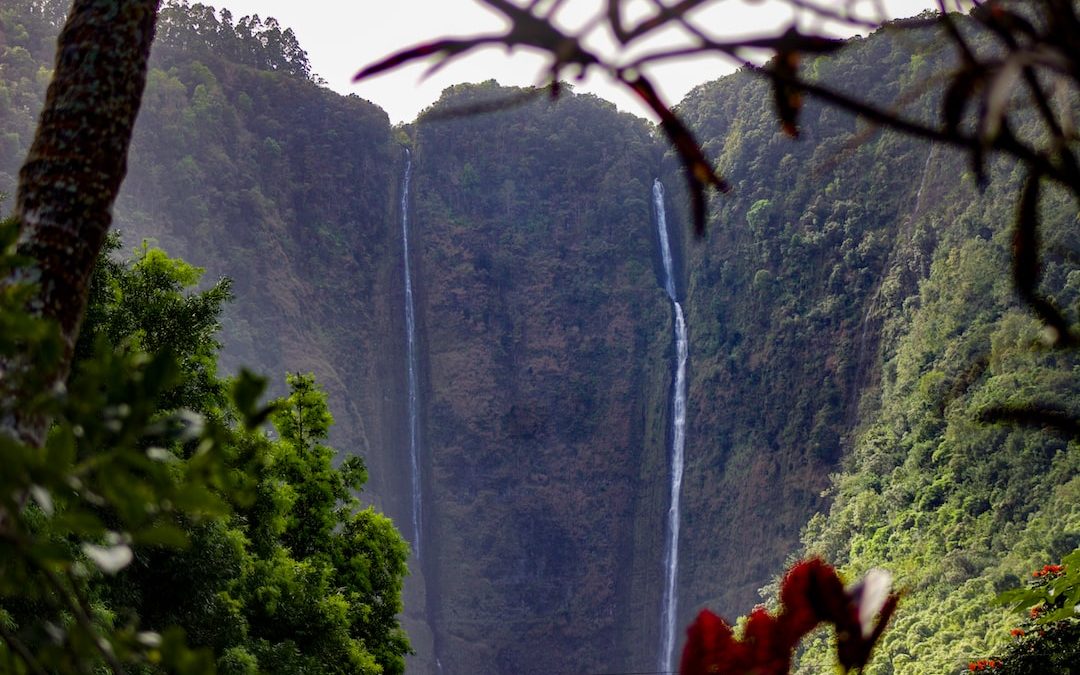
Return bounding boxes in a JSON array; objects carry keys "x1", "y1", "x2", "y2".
[
  {"x1": 117, "y1": 45, "x2": 405, "y2": 509},
  {"x1": 408, "y1": 83, "x2": 672, "y2": 673},
  {"x1": 672, "y1": 25, "x2": 957, "y2": 623}
]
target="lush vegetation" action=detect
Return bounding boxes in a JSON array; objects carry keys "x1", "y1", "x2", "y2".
[
  {"x1": 672, "y1": 15, "x2": 1079, "y2": 674},
  {"x1": 672, "y1": 18, "x2": 966, "y2": 618},
  {"x1": 765, "y1": 22, "x2": 1080, "y2": 675},
  {"x1": 793, "y1": 191, "x2": 1080, "y2": 673},
  {"x1": 984, "y1": 550, "x2": 1080, "y2": 673},
  {"x1": 0, "y1": 225, "x2": 411, "y2": 673}
]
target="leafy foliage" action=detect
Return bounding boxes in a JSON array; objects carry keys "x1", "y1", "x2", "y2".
[
  {"x1": 982, "y1": 552, "x2": 1080, "y2": 673},
  {"x1": 996, "y1": 552, "x2": 1080, "y2": 625},
  {"x1": 0, "y1": 218, "x2": 230, "y2": 672},
  {"x1": 788, "y1": 128, "x2": 1080, "y2": 675},
  {"x1": 0, "y1": 230, "x2": 410, "y2": 673},
  {"x1": 157, "y1": 1, "x2": 314, "y2": 80},
  {"x1": 790, "y1": 206, "x2": 1080, "y2": 671}
]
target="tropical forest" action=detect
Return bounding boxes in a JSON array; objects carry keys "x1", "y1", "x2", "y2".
[{"x1": 0, "y1": 0, "x2": 1077, "y2": 673}]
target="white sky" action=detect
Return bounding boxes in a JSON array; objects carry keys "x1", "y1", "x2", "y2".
[{"x1": 214, "y1": 0, "x2": 938, "y2": 124}]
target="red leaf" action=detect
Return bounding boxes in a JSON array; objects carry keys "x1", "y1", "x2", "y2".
[{"x1": 680, "y1": 609, "x2": 735, "y2": 674}]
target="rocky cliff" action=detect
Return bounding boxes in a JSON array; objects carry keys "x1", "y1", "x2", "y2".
[{"x1": 408, "y1": 83, "x2": 672, "y2": 673}]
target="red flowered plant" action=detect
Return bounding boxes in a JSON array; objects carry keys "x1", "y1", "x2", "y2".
[
  {"x1": 974, "y1": 550, "x2": 1080, "y2": 671},
  {"x1": 680, "y1": 558, "x2": 899, "y2": 674},
  {"x1": 1031, "y1": 564, "x2": 1064, "y2": 579},
  {"x1": 968, "y1": 658, "x2": 1000, "y2": 671}
]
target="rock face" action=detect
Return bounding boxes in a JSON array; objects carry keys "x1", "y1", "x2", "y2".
[
  {"x1": 672, "y1": 22, "x2": 960, "y2": 630},
  {"x1": 112, "y1": 53, "x2": 412, "y2": 547},
  {"x1": 407, "y1": 83, "x2": 671, "y2": 673}
]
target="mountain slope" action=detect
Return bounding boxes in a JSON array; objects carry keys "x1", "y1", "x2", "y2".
[
  {"x1": 673, "y1": 19, "x2": 956, "y2": 624},
  {"x1": 675, "y1": 18, "x2": 1080, "y2": 673}
]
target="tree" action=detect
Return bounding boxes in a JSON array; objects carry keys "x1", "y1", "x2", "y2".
[
  {"x1": 0, "y1": 2, "x2": 410, "y2": 670},
  {"x1": 0, "y1": 223, "x2": 245, "y2": 673},
  {"x1": 3, "y1": 0, "x2": 161, "y2": 447},
  {"x1": 986, "y1": 553, "x2": 1080, "y2": 673},
  {"x1": 1, "y1": 236, "x2": 412, "y2": 673},
  {"x1": 76, "y1": 237, "x2": 233, "y2": 412},
  {"x1": 0, "y1": 5, "x2": 168, "y2": 665}
]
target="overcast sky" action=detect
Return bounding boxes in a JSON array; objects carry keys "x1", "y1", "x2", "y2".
[{"x1": 214, "y1": 0, "x2": 938, "y2": 124}]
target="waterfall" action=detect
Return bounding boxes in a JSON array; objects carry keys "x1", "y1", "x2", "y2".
[
  {"x1": 401, "y1": 148, "x2": 423, "y2": 559},
  {"x1": 654, "y1": 179, "x2": 688, "y2": 673},
  {"x1": 655, "y1": 181, "x2": 677, "y2": 302}
]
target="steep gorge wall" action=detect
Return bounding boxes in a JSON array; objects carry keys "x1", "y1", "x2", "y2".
[
  {"x1": 408, "y1": 83, "x2": 674, "y2": 674},
  {"x1": 396, "y1": 35, "x2": 974, "y2": 665},
  {"x1": 672, "y1": 23, "x2": 961, "y2": 626},
  {"x1": 113, "y1": 45, "x2": 408, "y2": 513}
]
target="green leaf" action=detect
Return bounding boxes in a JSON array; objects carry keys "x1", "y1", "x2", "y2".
[
  {"x1": 26, "y1": 539, "x2": 76, "y2": 571},
  {"x1": 993, "y1": 588, "x2": 1037, "y2": 609},
  {"x1": 132, "y1": 523, "x2": 190, "y2": 548},
  {"x1": 45, "y1": 423, "x2": 77, "y2": 471},
  {"x1": 53, "y1": 510, "x2": 106, "y2": 538},
  {"x1": 231, "y1": 368, "x2": 269, "y2": 427},
  {"x1": 1040, "y1": 605, "x2": 1076, "y2": 623},
  {"x1": 171, "y1": 484, "x2": 229, "y2": 518}
]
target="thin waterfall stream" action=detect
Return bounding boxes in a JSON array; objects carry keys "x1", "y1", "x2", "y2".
[
  {"x1": 654, "y1": 179, "x2": 688, "y2": 674},
  {"x1": 400, "y1": 148, "x2": 423, "y2": 559}
]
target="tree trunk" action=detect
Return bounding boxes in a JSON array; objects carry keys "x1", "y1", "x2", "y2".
[{"x1": 6, "y1": 0, "x2": 161, "y2": 445}]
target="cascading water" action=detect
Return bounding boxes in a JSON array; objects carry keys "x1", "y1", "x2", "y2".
[
  {"x1": 654, "y1": 179, "x2": 688, "y2": 674},
  {"x1": 400, "y1": 149, "x2": 445, "y2": 675},
  {"x1": 400, "y1": 148, "x2": 423, "y2": 559}
]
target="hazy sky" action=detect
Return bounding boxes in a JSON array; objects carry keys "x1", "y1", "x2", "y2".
[{"x1": 215, "y1": 0, "x2": 938, "y2": 124}]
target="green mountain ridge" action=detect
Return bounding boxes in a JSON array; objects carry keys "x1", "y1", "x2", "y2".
[
  {"x1": 675, "y1": 19, "x2": 1080, "y2": 672},
  {"x1": 2, "y1": 2, "x2": 1077, "y2": 673}
]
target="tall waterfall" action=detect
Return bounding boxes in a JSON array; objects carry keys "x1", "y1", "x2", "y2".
[
  {"x1": 400, "y1": 148, "x2": 423, "y2": 558},
  {"x1": 654, "y1": 179, "x2": 688, "y2": 674}
]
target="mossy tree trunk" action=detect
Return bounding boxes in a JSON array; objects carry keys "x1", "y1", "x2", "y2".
[{"x1": 6, "y1": 0, "x2": 160, "y2": 445}]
